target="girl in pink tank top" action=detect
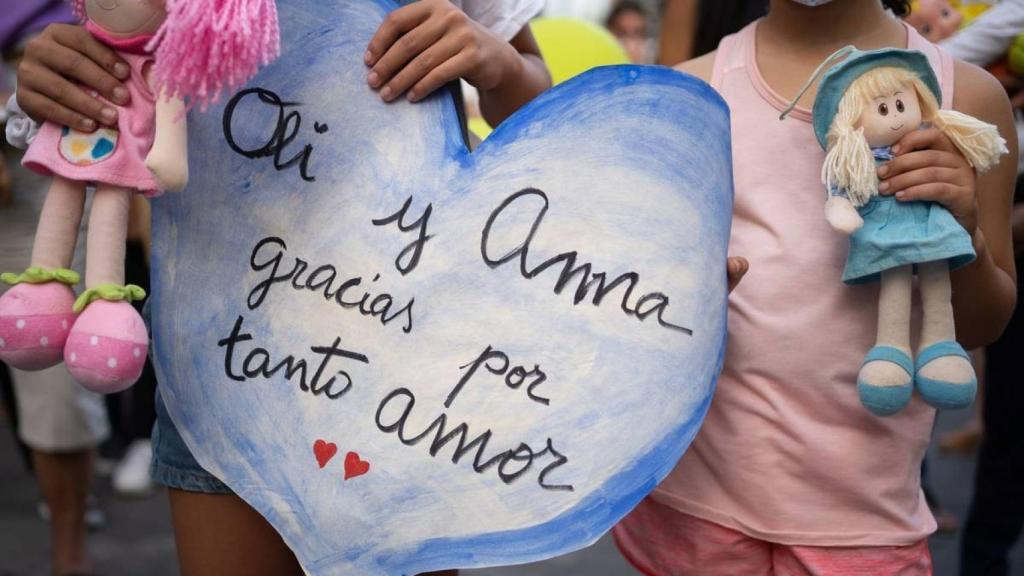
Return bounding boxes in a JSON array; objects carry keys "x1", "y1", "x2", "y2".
[{"x1": 614, "y1": 1, "x2": 1018, "y2": 574}]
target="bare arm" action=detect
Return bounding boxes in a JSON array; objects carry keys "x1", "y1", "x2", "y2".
[
  {"x1": 1013, "y1": 203, "x2": 1024, "y2": 256},
  {"x1": 950, "y1": 60, "x2": 1019, "y2": 347},
  {"x1": 477, "y1": 26, "x2": 550, "y2": 127},
  {"x1": 363, "y1": 0, "x2": 550, "y2": 128},
  {"x1": 658, "y1": 0, "x2": 700, "y2": 66}
]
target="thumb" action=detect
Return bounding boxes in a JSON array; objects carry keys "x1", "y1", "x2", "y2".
[{"x1": 727, "y1": 257, "x2": 749, "y2": 293}]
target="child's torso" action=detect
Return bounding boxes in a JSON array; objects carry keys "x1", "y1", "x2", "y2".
[{"x1": 653, "y1": 21, "x2": 953, "y2": 546}]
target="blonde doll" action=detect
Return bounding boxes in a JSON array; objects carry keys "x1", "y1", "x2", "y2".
[{"x1": 804, "y1": 48, "x2": 1006, "y2": 416}]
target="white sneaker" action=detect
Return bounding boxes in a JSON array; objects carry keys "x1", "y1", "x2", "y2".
[{"x1": 112, "y1": 439, "x2": 154, "y2": 497}]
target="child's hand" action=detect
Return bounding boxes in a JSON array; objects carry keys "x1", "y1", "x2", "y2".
[
  {"x1": 364, "y1": 0, "x2": 518, "y2": 103},
  {"x1": 727, "y1": 257, "x2": 749, "y2": 293},
  {"x1": 17, "y1": 24, "x2": 130, "y2": 131},
  {"x1": 824, "y1": 196, "x2": 864, "y2": 234},
  {"x1": 877, "y1": 127, "x2": 979, "y2": 235}
]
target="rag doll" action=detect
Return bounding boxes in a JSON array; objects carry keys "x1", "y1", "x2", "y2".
[
  {"x1": 906, "y1": 0, "x2": 965, "y2": 44},
  {"x1": 907, "y1": 0, "x2": 1024, "y2": 75},
  {"x1": 786, "y1": 47, "x2": 1006, "y2": 416},
  {"x1": 0, "y1": 0, "x2": 279, "y2": 393}
]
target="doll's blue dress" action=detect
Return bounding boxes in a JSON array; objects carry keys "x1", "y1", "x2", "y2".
[{"x1": 833, "y1": 146, "x2": 975, "y2": 284}]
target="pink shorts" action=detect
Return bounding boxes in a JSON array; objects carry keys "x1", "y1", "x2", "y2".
[{"x1": 612, "y1": 497, "x2": 933, "y2": 576}]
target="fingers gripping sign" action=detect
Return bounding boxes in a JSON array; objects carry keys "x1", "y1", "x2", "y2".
[{"x1": 364, "y1": 0, "x2": 520, "y2": 103}]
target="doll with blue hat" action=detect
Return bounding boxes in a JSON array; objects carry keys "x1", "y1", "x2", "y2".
[{"x1": 784, "y1": 47, "x2": 1007, "y2": 416}]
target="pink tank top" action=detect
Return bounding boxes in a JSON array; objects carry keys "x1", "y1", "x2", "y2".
[{"x1": 651, "y1": 21, "x2": 953, "y2": 546}]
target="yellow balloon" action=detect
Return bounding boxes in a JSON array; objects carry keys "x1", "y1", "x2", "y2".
[
  {"x1": 468, "y1": 17, "x2": 630, "y2": 141},
  {"x1": 531, "y1": 17, "x2": 631, "y2": 85}
]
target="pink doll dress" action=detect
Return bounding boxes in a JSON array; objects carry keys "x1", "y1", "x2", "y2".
[{"x1": 22, "y1": 24, "x2": 161, "y2": 197}]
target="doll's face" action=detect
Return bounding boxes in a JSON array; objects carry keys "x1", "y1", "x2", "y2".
[
  {"x1": 85, "y1": 0, "x2": 166, "y2": 37},
  {"x1": 905, "y1": 0, "x2": 962, "y2": 43},
  {"x1": 857, "y1": 82, "x2": 922, "y2": 148}
]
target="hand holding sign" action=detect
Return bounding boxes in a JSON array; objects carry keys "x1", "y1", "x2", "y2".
[{"x1": 150, "y1": 0, "x2": 733, "y2": 573}]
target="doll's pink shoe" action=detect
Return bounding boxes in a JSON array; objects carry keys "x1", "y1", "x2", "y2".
[
  {"x1": 0, "y1": 269, "x2": 79, "y2": 370},
  {"x1": 65, "y1": 286, "x2": 148, "y2": 394}
]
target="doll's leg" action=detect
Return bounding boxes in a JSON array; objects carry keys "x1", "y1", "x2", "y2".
[
  {"x1": 64, "y1": 184, "x2": 148, "y2": 393},
  {"x1": 83, "y1": 184, "x2": 131, "y2": 288},
  {"x1": 857, "y1": 265, "x2": 915, "y2": 416},
  {"x1": 0, "y1": 177, "x2": 85, "y2": 370},
  {"x1": 915, "y1": 260, "x2": 976, "y2": 409},
  {"x1": 31, "y1": 176, "x2": 86, "y2": 270}
]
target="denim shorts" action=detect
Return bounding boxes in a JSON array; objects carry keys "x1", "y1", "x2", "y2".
[
  {"x1": 145, "y1": 301, "x2": 232, "y2": 494},
  {"x1": 150, "y1": 387, "x2": 233, "y2": 494}
]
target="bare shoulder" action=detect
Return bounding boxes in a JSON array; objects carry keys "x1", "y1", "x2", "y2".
[
  {"x1": 951, "y1": 58, "x2": 1018, "y2": 171},
  {"x1": 951, "y1": 58, "x2": 1012, "y2": 127},
  {"x1": 673, "y1": 50, "x2": 716, "y2": 83}
]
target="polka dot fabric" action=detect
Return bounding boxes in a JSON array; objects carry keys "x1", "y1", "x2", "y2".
[
  {"x1": 0, "y1": 283, "x2": 77, "y2": 370},
  {"x1": 64, "y1": 300, "x2": 148, "y2": 394}
]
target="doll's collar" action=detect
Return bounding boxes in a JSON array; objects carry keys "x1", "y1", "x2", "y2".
[
  {"x1": 872, "y1": 147, "x2": 894, "y2": 161},
  {"x1": 85, "y1": 21, "x2": 155, "y2": 55}
]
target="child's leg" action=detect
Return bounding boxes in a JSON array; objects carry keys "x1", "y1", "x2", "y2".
[
  {"x1": 169, "y1": 490, "x2": 306, "y2": 576},
  {"x1": 32, "y1": 448, "x2": 95, "y2": 575},
  {"x1": 170, "y1": 491, "x2": 457, "y2": 576},
  {"x1": 31, "y1": 175, "x2": 86, "y2": 270},
  {"x1": 84, "y1": 184, "x2": 131, "y2": 288},
  {"x1": 917, "y1": 260, "x2": 974, "y2": 383}
]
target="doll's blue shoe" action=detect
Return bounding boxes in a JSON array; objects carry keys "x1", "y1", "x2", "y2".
[
  {"x1": 857, "y1": 346, "x2": 914, "y2": 417},
  {"x1": 914, "y1": 341, "x2": 977, "y2": 410}
]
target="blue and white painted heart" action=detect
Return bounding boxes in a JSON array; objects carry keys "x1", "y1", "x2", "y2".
[{"x1": 150, "y1": 0, "x2": 733, "y2": 573}]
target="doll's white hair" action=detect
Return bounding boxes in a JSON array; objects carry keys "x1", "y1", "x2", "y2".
[{"x1": 822, "y1": 66, "x2": 1007, "y2": 207}]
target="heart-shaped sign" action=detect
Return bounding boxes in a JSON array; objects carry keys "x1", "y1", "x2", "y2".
[{"x1": 150, "y1": 0, "x2": 732, "y2": 573}]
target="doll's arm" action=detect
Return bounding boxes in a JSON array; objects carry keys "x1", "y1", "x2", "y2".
[
  {"x1": 824, "y1": 187, "x2": 863, "y2": 234},
  {"x1": 144, "y1": 89, "x2": 189, "y2": 192}
]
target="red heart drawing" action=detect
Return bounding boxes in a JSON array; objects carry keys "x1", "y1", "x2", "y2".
[
  {"x1": 313, "y1": 439, "x2": 337, "y2": 469},
  {"x1": 344, "y1": 451, "x2": 370, "y2": 480}
]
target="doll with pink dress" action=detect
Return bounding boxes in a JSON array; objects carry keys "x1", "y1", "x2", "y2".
[{"x1": 0, "y1": 0, "x2": 279, "y2": 393}]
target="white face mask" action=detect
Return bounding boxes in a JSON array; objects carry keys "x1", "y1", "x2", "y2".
[{"x1": 790, "y1": 0, "x2": 835, "y2": 5}]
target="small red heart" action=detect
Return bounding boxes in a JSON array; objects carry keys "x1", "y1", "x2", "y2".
[
  {"x1": 313, "y1": 439, "x2": 337, "y2": 469},
  {"x1": 344, "y1": 451, "x2": 370, "y2": 480}
]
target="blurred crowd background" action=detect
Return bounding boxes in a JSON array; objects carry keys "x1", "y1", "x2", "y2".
[{"x1": 1, "y1": 0, "x2": 1023, "y2": 575}]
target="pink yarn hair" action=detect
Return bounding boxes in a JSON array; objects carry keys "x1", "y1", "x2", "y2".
[
  {"x1": 70, "y1": 0, "x2": 280, "y2": 110},
  {"x1": 151, "y1": 0, "x2": 280, "y2": 110}
]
